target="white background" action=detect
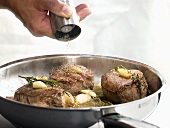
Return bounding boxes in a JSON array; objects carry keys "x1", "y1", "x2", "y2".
[{"x1": 0, "y1": 0, "x2": 170, "y2": 127}]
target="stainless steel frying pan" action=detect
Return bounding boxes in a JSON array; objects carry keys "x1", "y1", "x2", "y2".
[{"x1": 0, "y1": 54, "x2": 165, "y2": 128}]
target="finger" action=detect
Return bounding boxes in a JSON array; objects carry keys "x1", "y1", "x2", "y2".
[
  {"x1": 40, "y1": 0, "x2": 73, "y2": 18},
  {"x1": 76, "y1": 4, "x2": 92, "y2": 21},
  {"x1": 76, "y1": 4, "x2": 89, "y2": 12}
]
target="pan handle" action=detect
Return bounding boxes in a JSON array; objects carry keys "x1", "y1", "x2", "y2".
[{"x1": 101, "y1": 113, "x2": 160, "y2": 128}]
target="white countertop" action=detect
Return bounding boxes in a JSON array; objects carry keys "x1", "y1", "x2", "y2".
[{"x1": 0, "y1": 0, "x2": 170, "y2": 127}]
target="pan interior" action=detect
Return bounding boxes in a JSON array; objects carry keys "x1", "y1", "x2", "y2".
[{"x1": 0, "y1": 54, "x2": 163, "y2": 105}]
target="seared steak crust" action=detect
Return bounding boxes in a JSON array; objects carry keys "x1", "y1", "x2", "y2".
[
  {"x1": 101, "y1": 69, "x2": 148, "y2": 103},
  {"x1": 14, "y1": 84, "x2": 64, "y2": 107},
  {"x1": 49, "y1": 64, "x2": 94, "y2": 95}
]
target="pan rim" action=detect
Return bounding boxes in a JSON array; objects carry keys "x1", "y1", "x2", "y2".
[{"x1": 0, "y1": 54, "x2": 166, "y2": 111}]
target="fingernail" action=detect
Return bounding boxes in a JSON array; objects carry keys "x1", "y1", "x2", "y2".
[{"x1": 62, "y1": 5, "x2": 73, "y2": 17}]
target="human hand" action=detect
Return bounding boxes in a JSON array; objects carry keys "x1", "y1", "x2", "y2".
[{"x1": 2, "y1": 0, "x2": 91, "y2": 38}]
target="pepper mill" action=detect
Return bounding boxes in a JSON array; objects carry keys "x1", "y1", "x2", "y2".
[{"x1": 50, "y1": 0, "x2": 81, "y2": 42}]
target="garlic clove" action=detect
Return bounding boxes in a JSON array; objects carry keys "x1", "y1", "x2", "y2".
[
  {"x1": 63, "y1": 92, "x2": 74, "y2": 107},
  {"x1": 32, "y1": 81, "x2": 47, "y2": 89},
  {"x1": 116, "y1": 68, "x2": 131, "y2": 79},
  {"x1": 75, "y1": 94, "x2": 91, "y2": 104},
  {"x1": 70, "y1": 66, "x2": 82, "y2": 73},
  {"x1": 81, "y1": 90, "x2": 96, "y2": 97}
]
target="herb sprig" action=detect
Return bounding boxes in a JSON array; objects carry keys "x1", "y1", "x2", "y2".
[
  {"x1": 18, "y1": 75, "x2": 59, "y2": 87},
  {"x1": 131, "y1": 74, "x2": 146, "y2": 87}
]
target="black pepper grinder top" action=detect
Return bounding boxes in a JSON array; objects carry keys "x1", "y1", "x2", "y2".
[{"x1": 50, "y1": 0, "x2": 81, "y2": 42}]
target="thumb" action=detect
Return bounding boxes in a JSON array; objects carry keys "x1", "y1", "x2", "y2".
[
  {"x1": 41, "y1": 0, "x2": 73, "y2": 18},
  {"x1": 59, "y1": 3, "x2": 73, "y2": 18}
]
